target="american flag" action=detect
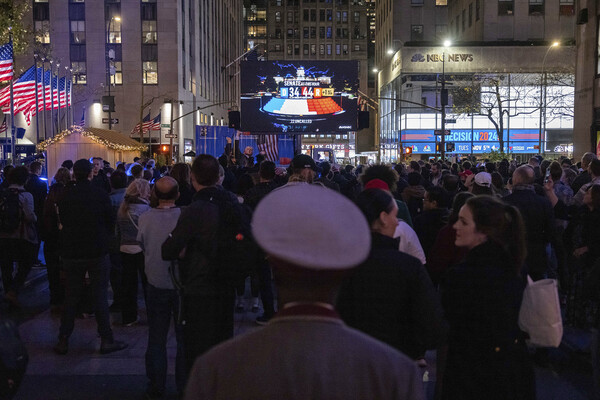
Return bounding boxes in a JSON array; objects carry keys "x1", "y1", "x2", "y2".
[
  {"x1": 0, "y1": 42, "x2": 13, "y2": 82},
  {"x1": 131, "y1": 112, "x2": 151, "y2": 135},
  {"x1": 150, "y1": 112, "x2": 161, "y2": 130},
  {"x1": 258, "y1": 135, "x2": 279, "y2": 163},
  {"x1": 0, "y1": 116, "x2": 6, "y2": 134}
]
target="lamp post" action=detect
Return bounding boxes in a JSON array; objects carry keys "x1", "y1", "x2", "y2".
[
  {"x1": 440, "y1": 40, "x2": 451, "y2": 161},
  {"x1": 105, "y1": 15, "x2": 121, "y2": 131},
  {"x1": 538, "y1": 41, "x2": 559, "y2": 155}
]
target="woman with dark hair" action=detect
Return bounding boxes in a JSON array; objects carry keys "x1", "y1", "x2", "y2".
[
  {"x1": 170, "y1": 163, "x2": 195, "y2": 206},
  {"x1": 491, "y1": 172, "x2": 510, "y2": 197},
  {"x1": 439, "y1": 195, "x2": 534, "y2": 400},
  {"x1": 336, "y1": 188, "x2": 446, "y2": 362}
]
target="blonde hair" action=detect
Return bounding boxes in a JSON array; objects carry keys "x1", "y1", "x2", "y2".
[{"x1": 118, "y1": 179, "x2": 150, "y2": 218}]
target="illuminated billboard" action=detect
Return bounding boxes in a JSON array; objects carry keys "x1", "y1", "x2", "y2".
[{"x1": 240, "y1": 61, "x2": 358, "y2": 133}]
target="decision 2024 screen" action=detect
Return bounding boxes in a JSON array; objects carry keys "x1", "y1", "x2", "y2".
[{"x1": 240, "y1": 61, "x2": 359, "y2": 133}]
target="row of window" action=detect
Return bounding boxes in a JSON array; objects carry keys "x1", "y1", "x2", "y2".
[
  {"x1": 497, "y1": 0, "x2": 574, "y2": 17},
  {"x1": 274, "y1": 9, "x2": 361, "y2": 23},
  {"x1": 273, "y1": 26, "x2": 363, "y2": 39},
  {"x1": 272, "y1": 0, "x2": 362, "y2": 6},
  {"x1": 273, "y1": 42, "x2": 360, "y2": 55}
]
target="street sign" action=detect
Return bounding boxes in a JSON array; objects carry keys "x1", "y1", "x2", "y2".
[
  {"x1": 102, "y1": 118, "x2": 119, "y2": 124},
  {"x1": 165, "y1": 133, "x2": 177, "y2": 139},
  {"x1": 434, "y1": 129, "x2": 451, "y2": 135},
  {"x1": 444, "y1": 119, "x2": 457, "y2": 124},
  {"x1": 161, "y1": 123, "x2": 171, "y2": 128}
]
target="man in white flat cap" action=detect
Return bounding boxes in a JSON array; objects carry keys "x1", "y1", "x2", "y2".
[{"x1": 184, "y1": 185, "x2": 425, "y2": 400}]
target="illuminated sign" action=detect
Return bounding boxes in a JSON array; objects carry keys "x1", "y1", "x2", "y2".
[{"x1": 410, "y1": 53, "x2": 474, "y2": 63}]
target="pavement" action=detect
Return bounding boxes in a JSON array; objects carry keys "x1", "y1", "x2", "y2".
[{"x1": 4, "y1": 268, "x2": 598, "y2": 400}]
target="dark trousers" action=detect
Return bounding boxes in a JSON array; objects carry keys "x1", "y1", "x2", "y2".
[
  {"x1": 235, "y1": 273, "x2": 259, "y2": 298},
  {"x1": 257, "y1": 261, "x2": 275, "y2": 317},
  {"x1": 182, "y1": 288, "x2": 235, "y2": 375},
  {"x1": 43, "y1": 242, "x2": 65, "y2": 305},
  {"x1": 120, "y1": 252, "x2": 147, "y2": 323},
  {"x1": 145, "y1": 284, "x2": 185, "y2": 394},
  {"x1": 109, "y1": 252, "x2": 123, "y2": 307},
  {"x1": 0, "y1": 238, "x2": 36, "y2": 294},
  {"x1": 59, "y1": 255, "x2": 113, "y2": 340}
]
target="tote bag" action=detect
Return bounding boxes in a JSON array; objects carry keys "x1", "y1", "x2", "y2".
[{"x1": 518, "y1": 276, "x2": 563, "y2": 348}]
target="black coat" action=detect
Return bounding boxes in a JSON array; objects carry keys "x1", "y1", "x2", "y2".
[
  {"x1": 25, "y1": 173, "x2": 48, "y2": 219},
  {"x1": 503, "y1": 187, "x2": 554, "y2": 280},
  {"x1": 337, "y1": 233, "x2": 446, "y2": 359},
  {"x1": 413, "y1": 208, "x2": 449, "y2": 261},
  {"x1": 57, "y1": 180, "x2": 113, "y2": 259},
  {"x1": 441, "y1": 241, "x2": 534, "y2": 400},
  {"x1": 162, "y1": 186, "x2": 236, "y2": 296}
]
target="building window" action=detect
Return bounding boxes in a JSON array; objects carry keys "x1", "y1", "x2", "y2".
[
  {"x1": 142, "y1": 21, "x2": 157, "y2": 43},
  {"x1": 327, "y1": 9, "x2": 332, "y2": 21},
  {"x1": 111, "y1": 61, "x2": 122, "y2": 85},
  {"x1": 336, "y1": 11, "x2": 341, "y2": 22},
  {"x1": 320, "y1": 9, "x2": 325, "y2": 21},
  {"x1": 499, "y1": 0, "x2": 514, "y2": 16},
  {"x1": 142, "y1": 61, "x2": 157, "y2": 84},
  {"x1": 275, "y1": 11, "x2": 281, "y2": 22},
  {"x1": 342, "y1": 11, "x2": 348, "y2": 22},
  {"x1": 142, "y1": 44, "x2": 157, "y2": 61},
  {"x1": 303, "y1": 27, "x2": 309, "y2": 39},
  {"x1": 287, "y1": 29, "x2": 294, "y2": 38},
  {"x1": 33, "y1": 1, "x2": 50, "y2": 20},
  {"x1": 411, "y1": 0, "x2": 424, "y2": 4},
  {"x1": 275, "y1": 28, "x2": 282, "y2": 38},
  {"x1": 436, "y1": 0, "x2": 447, "y2": 4},
  {"x1": 354, "y1": 11, "x2": 360, "y2": 23},
  {"x1": 529, "y1": 0, "x2": 544, "y2": 15},
  {"x1": 411, "y1": 25, "x2": 423, "y2": 41},
  {"x1": 327, "y1": 44, "x2": 332, "y2": 55},
  {"x1": 69, "y1": 3, "x2": 85, "y2": 19},
  {"x1": 34, "y1": 21, "x2": 51, "y2": 44},
  {"x1": 107, "y1": 19, "x2": 122, "y2": 43},
  {"x1": 320, "y1": 44, "x2": 325, "y2": 54},
  {"x1": 287, "y1": 44, "x2": 293, "y2": 55},
  {"x1": 326, "y1": 26, "x2": 332, "y2": 38},
  {"x1": 141, "y1": 1, "x2": 157, "y2": 19},
  {"x1": 354, "y1": 44, "x2": 360, "y2": 51},
  {"x1": 342, "y1": 44, "x2": 348, "y2": 54},
  {"x1": 275, "y1": 44, "x2": 281, "y2": 51},
  {"x1": 287, "y1": 11, "x2": 293, "y2": 22},
  {"x1": 303, "y1": 44, "x2": 309, "y2": 55},
  {"x1": 476, "y1": 0, "x2": 480, "y2": 20},
  {"x1": 435, "y1": 24, "x2": 447, "y2": 39},
  {"x1": 336, "y1": 44, "x2": 341, "y2": 55},
  {"x1": 311, "y1": 9, "x2": 317, "y2": 21},
  {"x1": 310, "y1": 27, "x2": 316, "y2": 38},
  {"x1": 70, "y1": 21, "x2": 85, "y2": 43},
  {"x1": 311, "y1": 44, "x2": 316, "y2": 55},
  {"x1": 303, "y1": 9, "x2": 309, "y2": 21},
  {"x1": 559, "y1": 0, "x2": 574, "y2": 15},
  {"x1": 70, "y1": 44, "x2": 86, "y2": 61},
  {"x1": 294, "y1": 44, "x2": 300, "y2": 55},
  {"x1": 71, "y1": 61, "x2": 86, "y2": 85},
  {"x1": 319, "y1": 26, "x2": 325, "y2": 38}
]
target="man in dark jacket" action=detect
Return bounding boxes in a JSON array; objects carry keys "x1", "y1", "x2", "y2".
[
  {"x1": 25, "y1": 161, "x2": 48, "y2": 266},
  {"x1": 315, "y1": 162, "x2": 340, "y2": 192},
  {"x1": 54, "y1": 159, "x2": 127, "y2": 355},
  {"x1": 91, "y1": 157, "x2": 111, "y2": 193},
  {"x1": 413, "y1": 186, "x2": 449, "y2": 262},
  {"x1": 162, "y1": 154, "x2": 238, "y2": 376},
  {"x1": 571, "y1": 152, "x2": 596, "y2": 194},
  {"x1": 503, "y1": 165, "x2": 555, "y2": 280}
]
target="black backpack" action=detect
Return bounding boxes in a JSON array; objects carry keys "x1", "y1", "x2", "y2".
[
  {"x1": 209, "y1": 196, "x2": 260, "y2": 286},
  {"x1": 0, "y1": 319, "x2": 28, "y2": 400},
  {"x1": 0, "y1": 189, "x2": 23, "y2": 234}
]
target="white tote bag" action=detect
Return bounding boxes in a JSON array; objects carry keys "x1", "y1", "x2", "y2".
[{"x1": 518, "y1": 276, "x2": 563, "y2": 348}]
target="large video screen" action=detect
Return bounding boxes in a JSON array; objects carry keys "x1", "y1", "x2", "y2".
[{"x1": 241, "y1": 61, "x2": 358, "y2": 133}]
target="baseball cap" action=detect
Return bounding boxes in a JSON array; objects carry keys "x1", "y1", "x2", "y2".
[
  {"x1": 474, "y1": 172, "x2": 492, "y2": 187},
  {"x1": 459, "y1": 170, "x2": 473, "y2": 178},
  {"x1": 252, "y1": 185, "x2": 371, "y2": 271},
  {"x1": 291, "y1": 154, "x2": 317, "y2": 171},
  {"x1": 364, "y1": 179, "x2": 390, "y2": 191}
]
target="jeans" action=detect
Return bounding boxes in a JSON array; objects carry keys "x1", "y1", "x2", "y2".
[
  {"x1": 120, "y1": 252, "x2": 147, "y2": 323},
  {"x1": 145, "y1": 284, "x2": 185, "y2": 394},
  {"x1": 59, "y1": 255, "x2": 113, "y2": 340},
  {"x1": 0, "y1": 238, "x2": 36, "y2": 294}
]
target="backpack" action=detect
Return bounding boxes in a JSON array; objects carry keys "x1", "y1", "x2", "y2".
[
  {"x1": 0, "y1": 319, "x2": 28, "y2": 399},
  {"x1": 0, "y1": 189, "x2": 23, "y2": 234},
  {"x1": 209, "y1": 196, "x2": 261, "y2": 286}
]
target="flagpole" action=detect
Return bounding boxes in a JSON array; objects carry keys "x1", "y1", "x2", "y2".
[
  {"x1": 49, "y1": 60, "x2": 54, "y2": 137},
  {"x1": 41, "y1": 58, "x2": 47, "y2": 140},
  {"x1": 65, "y1": 66, "x2": 70, "y2": 128},
  {"x1": 8, "y1": 32, "x2": 16, "y2": 164},
  {"x1": 68, "y1": 67, "x2": 72, "y2": 126},
  {"x1": 57, "y1": 63, "x2": 62, "y2": 133},
  {"x1": 34, "y1": 54, "x2": 40, "y2": 146}
]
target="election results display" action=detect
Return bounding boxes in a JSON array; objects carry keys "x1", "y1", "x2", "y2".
[
  {"x1": 401, "y1": 129, "x2": 540, "y2": 154},
  {"x1": 240, "y1": 61, "x2": 359, "y2": 133}
]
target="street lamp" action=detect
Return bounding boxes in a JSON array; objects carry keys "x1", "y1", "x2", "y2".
[
  {"x1": 538, "y1": 41, "x2": 559, "y2": 154},
  {"x1": 105, "y1": 15, "x2": 121, "y2": 130},
  {"x1": 440, "y1": 40, "x2": 451, "y2": 161}
]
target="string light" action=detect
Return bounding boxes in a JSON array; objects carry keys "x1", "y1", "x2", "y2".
[{"x1": 37, "y1": 125, "x2": 147, "y2": 152}]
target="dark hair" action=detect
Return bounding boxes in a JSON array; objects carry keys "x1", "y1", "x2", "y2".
[
  {"x1": 29, "y1": 161, "x2": 42, "y2": 174},
  {"x1": 491, "y1": 172, "x2": 504, "y2": 191},
  {"x1": 355, "y1": 188, "x2": 395, "y2": 227},
  {"x1": 235, "y1": 173, "x2": 254, "y2": 196},
  {"x1": 143, "y1": 170, "x2": 153, "y2": 181},
  {"x1": 191, "y1": 154, "x2": 220, "y2": 186},
  {"x1": 53, "y1": 167, "x2": 72, "y2": 186},
  {"x1": 255, "y1": 153, "x2": 265, "y2": 164},
  {"x1": 259, "y1": 160, "x2": 276, "y2": 181},
  {"x1": 485, "y1": 162, "x2": 496, "y2": 174},
  {"x1": 110, "y1": 170, "x2": 128, "y2": 189},
  {"x1": 8, "y1": 166, "x2": 29, "y2": 186},
  {"x1": 359, "y1": 164, "x2": 398, "y2": 193},
  {"x1": 462, "y1": 161, "x2": 472, "y2": 171},
  {"x1": 465, "y1": 195, "x2": 526, "y2": 273},
  {"x1": 73, "y1": 159, "x2": 93, "y2": 181},
  {"x1": 130, "y1": 164, "x2": 144, "y2": 179},
  {"x1": 345, "y1": 164, "x2": 354, "y2": 174},
  {"x1": 426, "y1": 186, "x2": 448, "y2": 208},
  {"x1": 170, "y1": 163, "x2": 191, "y2": 187},
  {"x1": 320, "y1": 161, "x2": 331, "y2": 175},
  {"x1": 116, "y1": 163, "x2": 126, "y2": 172},
  {"x1": 590, "y1": 159, "x2": 600, "y2": 177},
  {"x1": 61, "y1": 160, "x2": 74, "y2": 170},
  {"x1": 472, "y1": 182, "x2": 495, "y2": 196},
  {"x1": 442, "y1": 174, "x2": 459, "y2": 192},
  {"x1": 448, "y1": 191, "x2": 474, "y2": 224},
  {"x1": 548, "y1": 161, "x2": 562, "y2": 182},
  {"x1": 409, "y1": 161, "x2": 421, "y2": 173},
  {"x1": 407, "y1": 172, "x2": 421, "y2": 186}
]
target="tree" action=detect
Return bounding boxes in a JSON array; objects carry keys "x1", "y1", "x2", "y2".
[
  {"x1": 451, "y1": 73, "x2": 541, "y2": 153},
  {"x1": 0, "y1": 0, "x2": 32, "y2": 54}
]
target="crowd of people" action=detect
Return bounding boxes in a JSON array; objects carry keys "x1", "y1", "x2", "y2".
[{"x1": 0, "y1": 146, "x2": 599, "y2": 399}]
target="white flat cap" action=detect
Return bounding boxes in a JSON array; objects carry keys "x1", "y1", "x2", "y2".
[{"x1": 252, "y1": 184, "x2": 371, "y2": 271}]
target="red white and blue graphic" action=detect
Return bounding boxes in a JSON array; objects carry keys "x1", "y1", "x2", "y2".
[{"x1": 241, "y1": 61, "x2": 358, "y2": 133}]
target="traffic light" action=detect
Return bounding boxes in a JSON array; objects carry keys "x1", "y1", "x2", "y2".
[
  {"x1": 436, "y1": 143, "x2": 440, "y2": 153},
  {"x1": 160, "y1": 145, "x2": 169, "y2": 153},
  {"x1": 446, "y1": 142, "x2": 455, "y2": 152},
  {"x1": 405, "y1": 146, "x2": 413, "y2": 155}
]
